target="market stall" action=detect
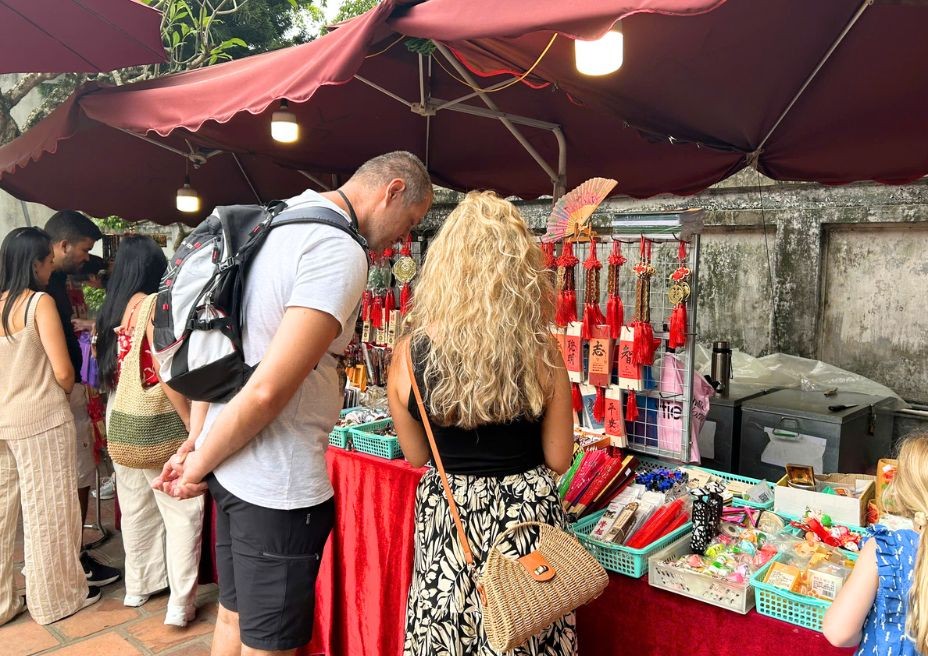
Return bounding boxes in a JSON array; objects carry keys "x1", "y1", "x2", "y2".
[
  {"x1": 286, "y1": 451, "x2": 854, "y2": 656},
  {"x1": 3, "y1": 1, "x2": 921, "y2": 652},
  {"x1": 2, "y1": 1, "x2": 928, "y2": 222}
]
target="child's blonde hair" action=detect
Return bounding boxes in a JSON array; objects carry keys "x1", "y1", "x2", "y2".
[{"x1": 889, "y1": 432, "x2": 928, "y2": 652}]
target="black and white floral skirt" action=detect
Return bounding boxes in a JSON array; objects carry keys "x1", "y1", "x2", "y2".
[{"x1": 403, "y1": 466, "x2": 578, "y2": 656}]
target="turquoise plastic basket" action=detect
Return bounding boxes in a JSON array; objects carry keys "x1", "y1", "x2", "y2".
[
  {"x1": 777, "y1": 512, "x2": 870, "y2": 559},
  {"x1": 328, "y1": 407, "x2": 362, "y2": 449},
  {"x1": 750, "y1": 550, "x2": 858, "y2": 632},
  {"x1": 350, "y1": 419, "x2": 402, "y2": 460},
  {"x1": 571, "y1": 509, "x2": 692, "y2": 578},
  {"x1": 637, "y1": 456, "x2": 775, "y2": 510}
]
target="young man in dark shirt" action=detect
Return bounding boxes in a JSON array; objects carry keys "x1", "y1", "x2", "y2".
[{"x1": 44, "y1": 211, "x2": 120, "y2": 588}]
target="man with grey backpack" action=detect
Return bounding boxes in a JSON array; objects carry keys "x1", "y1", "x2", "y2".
[{"x1": 153, "y1": 151, "x2": 431, "y2": 656}]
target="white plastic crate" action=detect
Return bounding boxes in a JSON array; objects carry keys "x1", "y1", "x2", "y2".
[{"x1": 648, "y1": 533, "x2": 755, "y2": 614}]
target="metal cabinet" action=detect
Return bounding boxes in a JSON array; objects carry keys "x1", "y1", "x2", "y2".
[
  {"x1": 698, "y1": 383, "x2": 779, "y2": 474},
  {"x1": 738, "y1": 389, "x2": 896, "y2": 481}
]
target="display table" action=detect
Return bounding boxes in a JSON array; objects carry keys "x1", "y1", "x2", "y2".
[{"x1": 199, "y1": 449, "x2": 853, "y2": 656}]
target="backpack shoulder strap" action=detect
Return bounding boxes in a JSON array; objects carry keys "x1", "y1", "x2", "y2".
[{"x1": 272, "y1": 207, "x2": 369, "y2": 253}]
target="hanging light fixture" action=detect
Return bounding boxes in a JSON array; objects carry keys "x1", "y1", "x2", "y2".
[
  {"x1": 271, "y1": 99, "x2": 300, "y2": 143},
  {"x1": 575, "y1": 22, "x2": 623, "y2": 76},
  {"x1": 176, "y1": 159, "x2": 200, "y2": 213}
]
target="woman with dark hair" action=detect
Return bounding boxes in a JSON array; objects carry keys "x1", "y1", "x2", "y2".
[
  {"x1": 95, "y1": 235, "x2": 204, "y2": 627},
  {"x1": 0, "y1": 227, "x2": 98, "y2": 627}
]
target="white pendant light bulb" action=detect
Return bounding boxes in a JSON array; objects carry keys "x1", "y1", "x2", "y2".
[
  {"x1": 176, "y1": 174, "x2": 200, "y2": 213},
  {"x1": 575, "y1": 24, "x2": 623, "y2": 76},
  {"x1": 271, "y1": 99, "x2": 300, "y2": 143}
]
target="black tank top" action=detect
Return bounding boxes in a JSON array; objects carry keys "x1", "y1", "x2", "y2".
[{"x1": 406, "y1": 338, "x2": 545, "y2": 477}]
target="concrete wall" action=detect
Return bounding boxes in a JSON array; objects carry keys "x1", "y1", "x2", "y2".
[{"x1": 424, "y1": 173, "x2": 928, "y2": 404}]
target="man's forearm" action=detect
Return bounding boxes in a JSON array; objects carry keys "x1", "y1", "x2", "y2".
[
  {"x1": 188, "y1": 401, "x2": 209, "y2": 444},
  {"x1": 190, "y1": 383, "x2": 289, "y2": 479}
]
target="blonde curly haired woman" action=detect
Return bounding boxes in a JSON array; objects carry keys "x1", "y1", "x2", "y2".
[{"x1": 388, "y1": 191, "x2": 576, "y2": 655}]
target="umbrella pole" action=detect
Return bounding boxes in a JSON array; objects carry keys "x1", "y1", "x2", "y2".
[
  {"x1": 751, "y1": 0, "x2": 872, "y2": 164},
  {"x1": 432, "y1": 43, "x2": 567, "y2": 201}
]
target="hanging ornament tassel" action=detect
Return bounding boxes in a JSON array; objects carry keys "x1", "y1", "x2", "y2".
[
  {"x1": 625, "y1": 390, "x2": 639, "y2": 423},
  {"x1": 394, "y1": 234, "x2": 417, "y2": 316},
  {"x1": 593, "y1": 387, "x2": 606, "y2": 422},
  {"x1": 667, "y1": 240, "x2": 691, "y2": 349},
  {"x1": 581, "y1": 237, "x2": 606, "y2": 339},
  {"x1": 555, "y1": 241, "x2": 579, "y2": 327},
  {"x1": 384, "y1": 288, "x2": 396, "y2": 315},
  {"x1": 541, "y1": 241, "x2": 557, "y2": 271},
  {"x1": 400, "y1": 284, "x2": 412, "y2": 315},
  {"x1": 361, "y1": 290, "x2": 372, "y2": 323},
  {"x1": 632, "y1": 236, "x2": 657, "y2": 366},
  {"x1": 669, "y1": 304, "x2": 688, "y2": 349},
  {"x1": 571, "y1": 382, "x2": 584, "y2": 413},
  {"x1": 606, "y1": 239, "x2": 626, "y2": 340},
  {"x1": 371, "y1": 294, "x2": 384, "y2": 330}
]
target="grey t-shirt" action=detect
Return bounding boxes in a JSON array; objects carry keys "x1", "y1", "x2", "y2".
[{"x1": 195, "y1": 190, "x2": 368, "y2": 509}]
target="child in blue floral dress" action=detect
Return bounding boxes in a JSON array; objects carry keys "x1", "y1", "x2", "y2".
[{"x1": 823, "y1": 433, "x2": 927, "y2": 655}]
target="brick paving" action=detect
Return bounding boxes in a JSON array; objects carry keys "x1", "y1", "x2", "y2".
[{"x1": 3, "y1": 489, "x2": 218, "y2": 656}]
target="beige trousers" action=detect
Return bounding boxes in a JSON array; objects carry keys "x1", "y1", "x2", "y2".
[
  {"x1": 0, "y1": 421, "x2": 88, "y2": 625},
  {"x1": 113, "y1": 462, "x2": 204, "y2": 612}
]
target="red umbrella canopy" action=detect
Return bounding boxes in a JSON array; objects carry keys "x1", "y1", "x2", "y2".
[
  {"x1": 0, "y1": 0, "x2": 165, "y2": 73},
  {"x1": 0, "y1": 0, "x2": 926, "y2": 225}
]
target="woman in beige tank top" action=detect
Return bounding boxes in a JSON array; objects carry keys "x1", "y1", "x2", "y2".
[{"x1": 0, "y1": 227, "x2": 100, "y2": 626}]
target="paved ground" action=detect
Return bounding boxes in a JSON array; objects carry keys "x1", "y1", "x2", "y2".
[{"x1": 3, "y1": 490, "x2": 219, "y2": 656}]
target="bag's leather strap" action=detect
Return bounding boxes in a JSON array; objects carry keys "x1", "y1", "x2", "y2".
[{"x1": 405, "y1": 346, "x2": 476, "y2": 568}]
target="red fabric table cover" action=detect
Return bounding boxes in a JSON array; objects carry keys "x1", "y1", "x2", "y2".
[
  {"x1": 307, "y1": 450, "x2": 426, "y2": 656},
  {"x1": 197, "y1": 449, "x2": 854, "y2": 656}
]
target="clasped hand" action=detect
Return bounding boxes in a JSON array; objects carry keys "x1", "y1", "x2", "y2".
[{"x1": 151, "y1": 440, "x2": 209, "y2": 499}]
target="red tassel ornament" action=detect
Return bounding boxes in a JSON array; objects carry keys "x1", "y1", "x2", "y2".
[
  {"x1": 555, "y1": 241, "x2": 579, "y2": 327},
  {"x1": 667, "y1": 240, "x2": 691, "y2": 349},
  {"x1": 400, "y1": 285, "x2": 412, "y2": 315},
  {"x1": 625, "y1": 390, "x2": 639, "y2": 423},
  {"x1": 632, "y1": 236, "x2": 657, "y2": 366},
  {"x1": 668, "y1": 304, "x2": 687, "y2": 349},
  {"x1": 361, "y1": 290, "x2": 372, "y2": 323},
  {"x1": 571, "y1": 382, "x2": 584, "y2": 414},
  {"x1": 593, "y1": 387, "x2": 606, "y2": 422},
  {"x1": 581, "y1": 237, "x2": 606, "y2": 339},
  {"x1": 371, "y1": 295, "x2": 384, "y2": 330},
  {"x1": 606, "y1": 239, "x2": 626, "y2": 340},
  {"x1": 541, "y1": 241, "x2": 557, "y2": 271},
  {"x1": 396, "y1": 234, "x2": 416, "y2": 316},
  {"x1": 384, "y1": 288, "x2": 396, "y2": 315}
]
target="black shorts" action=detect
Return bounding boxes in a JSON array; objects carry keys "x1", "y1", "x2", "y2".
[{"x1": 207, "y1": 474, "x2": 335, "y2": 652}]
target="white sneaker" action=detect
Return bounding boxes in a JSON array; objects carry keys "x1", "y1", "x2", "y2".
[
  {"x1": 123, "y1": 594, "x2": 149, "y2": 607},
  {"x1": 164, "y1": 606, "x2": 196, "y2": 627},
  {"x1": 91, "y1": 475, "x2": 115, "y2": 500}
]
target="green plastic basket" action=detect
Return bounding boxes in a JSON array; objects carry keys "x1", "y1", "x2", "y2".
[
  {"x1": 328, "y1": 407, "x2": 362, "y2": 449},
  {"x1": 350, "y1": 419, "x2": 402, "y2": 459},
  {"x1": 571, "y1": 509, "x2": 692, "y2": 578},
  {"x1": 637, "y1": 456, "x2": 775, "y2": 510},
  {"x1": 750, "y1": 551, "x2": 858, "y2": 632}
]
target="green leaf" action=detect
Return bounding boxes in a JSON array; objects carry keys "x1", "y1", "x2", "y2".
[
  {"x1": 221, "y1": 37, "x2": 248, "y2": 49},
  {"x1": 287, "y1": 0, "x2": 298, "y2": 7},
  {"x1": 171, "y1": 31, "x2": 181, "y2": 47}
]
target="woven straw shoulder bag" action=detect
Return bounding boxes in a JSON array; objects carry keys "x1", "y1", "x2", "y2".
[
  {"x1": 108, "y1": 294, "x2": 187, "y2": 469},
  {"x1": 406, "y1": 350, "x2": 608, "y2": 651}
]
